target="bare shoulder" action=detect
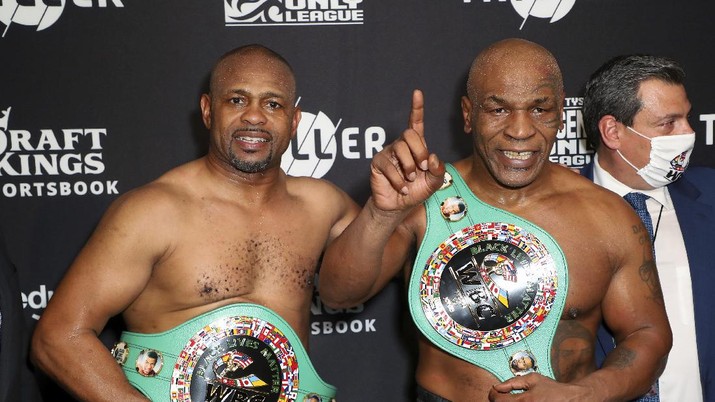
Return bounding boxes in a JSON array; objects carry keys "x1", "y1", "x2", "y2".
[
  {"x1": 286, "y1": 174, "x2": 347, "y2": 196},
  {"x1": 285, "y1": 175, "x2": 360, "y2": 241},
  {"x1": 113, "y1": 171, "x2": 187, "y2": 213},
  {"x1": 97, "y1": 161, "x2": 203, "y2": 237},
  {"x1": 286, "y1": 175, "x2": 358, "y2": 212},
  {"x1": 544, "y1": 164, "x2": 643, "y2": 246},
  {"x1": 532, "y1": 165, "x2": 647, "y2": 293},
  {"x1": 549, "y1": 164, "x2": 630, "y2": 214}
]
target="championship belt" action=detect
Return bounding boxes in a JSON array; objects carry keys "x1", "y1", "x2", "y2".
[
  {"x1": 408, "y1": 164, "x2": 568, "y2": 381},
  {"x1": 111, "y1": 303, "x2": 336, "y2": 402}
]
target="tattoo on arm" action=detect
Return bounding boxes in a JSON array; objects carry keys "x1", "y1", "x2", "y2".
[
  {"x1": 639, "y1": 260, "x2": 664, "y2": 305},
  {"x1": 606, "y1": 345, "x2": 636, "y2": 370},
  {"x1": 551, "y1": 320, "x2": 594, "y2": 382},
  {"x1": 631, "y1": 224, "x2": 664, "y2": 305}
]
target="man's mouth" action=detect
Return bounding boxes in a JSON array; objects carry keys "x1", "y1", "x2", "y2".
[
  {"x1": 503, "y1": 150, "x2": 534, "y2": 160},
  {"x1": 237, "y1": 136, "x2": 269, "y2": 143}
]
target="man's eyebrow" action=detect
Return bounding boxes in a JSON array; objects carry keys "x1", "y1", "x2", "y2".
[
  {"x1": 658, "y1": 110, "x2": 690, "y2": 120},
  {"x1": 479, "y1": 95, "x2": 554, "y2": 106},
  {"x1": 479, "y1": 95, "x2": 507, "y2": 106},
  {"x1": 227, "y1": 89, "x2": 288, "y2": 99},
  {"x1": 533, "y1": 96, "x2": 554, "y2": 104}
]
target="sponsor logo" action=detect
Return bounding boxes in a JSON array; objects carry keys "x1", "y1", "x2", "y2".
[
  {"x1": 461, "y1": 0, "x2": 576, "y2": 30},
  {"x1": 310, "y1": 294, "x2": 376, "y2": 335},
  {"x1": 224, "y1": 0, "x2": 364, "y2": 27},
  {"x1": 21, "y1": 284, "x2": 53, "y2": 320},
  {"x1": 280, "y1": 101, "x2": 386, "y2": 178},
  {"x1": 550, "y1": 97, "x2": 593, "y2": 168},
  {"x1": 0, "y1": 106, "x2": 121, "y2": 198},
  {"x1": 0, "y1": 0, "x2": 124, "y2": 38}
]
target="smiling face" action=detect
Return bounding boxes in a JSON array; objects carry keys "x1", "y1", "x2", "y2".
[
  {"x1": 201, "y1": 47, "x2": 300, "y2": 175},
  {"x1": 462, "y1": 39, "x2": 564, "y2": 189}
]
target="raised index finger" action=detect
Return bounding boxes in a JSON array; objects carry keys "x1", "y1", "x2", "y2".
[{"x1": 408, "y1": 89, "x2": 425, "y2": 143}]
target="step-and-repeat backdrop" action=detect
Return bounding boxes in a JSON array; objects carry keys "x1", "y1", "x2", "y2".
[{"x1": 2, "y1": 1, "x2": 714, "y2": 400}]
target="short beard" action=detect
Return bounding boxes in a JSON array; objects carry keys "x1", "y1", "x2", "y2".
[
  {"x1": 228, "y1": 129, "x2": 275, "y2": 173},
  {"x1": 230, "y1": 153, "x2": 273, "y2": 173}
]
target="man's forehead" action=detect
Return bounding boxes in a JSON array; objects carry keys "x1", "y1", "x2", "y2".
[
  {"x1": 637, "y1": 79, "x2": 690, "y2": 116},
  {"x1": 221, "y1": 51, "x2": 289, "y2": 71},
  {"x1": 216, "y1": 80, "x2": 295, "y2": 102},
  {"x1": 469, "y1": 41, "x2": 563, "y2": 99},
  {"x1": 637, "y1": 79, "x2": 688, "y2": 101},
  {"x1": 477, "y1": 81, "x2": 561, "y2": 104},
  {"x1": 218, "y1": 56, "x2": 291, "y2": 81},
  {"x1": 474, "y1": 63, "x2": 560, "y2": 95},
  {"x1": 213, "y1": 54, "x2": 295, "y2": 96}
]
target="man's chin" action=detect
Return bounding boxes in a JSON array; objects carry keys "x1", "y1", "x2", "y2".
[
  {"x1": 490, "y1": 169, "x2": 540, "y2": 189},
  {"x1": 231, "y1": 157, "x2": 272, "y2": 174}
]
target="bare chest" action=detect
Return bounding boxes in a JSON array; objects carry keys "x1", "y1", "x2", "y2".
[
  {"x1": 152, "y1": 208, "x2": 329, "y2": 308},
  {"x1": 192, "y1": 233, "x2": 318, "y2": 298},
  {"x1": 529, "y1": 219, "x2": 613, "y2": 321}
]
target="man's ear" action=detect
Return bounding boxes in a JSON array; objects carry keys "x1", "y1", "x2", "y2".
[
  {"x1": 599, "y1": 115, "x2": 621, "y2": 150},
  {"x1": 200, "y1": 94, "x2": 212, "y2": 129},
  {"x1": 461, "y1": 96, "x2": 473, "y2": 134},
  {"x1": 291, "y1": 107, "x2": 302, "y2": 140}
]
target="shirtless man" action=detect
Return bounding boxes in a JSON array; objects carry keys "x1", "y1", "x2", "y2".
[
  {"x1": 319, "y1": 38, "x2": 672, "y2": 401},
  {"x1": 31, "y1": 44, "x2": 358, "y2": 402}
]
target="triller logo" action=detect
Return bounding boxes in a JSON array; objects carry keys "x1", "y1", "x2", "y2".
[
  {"x1": 224, "y1": 0, "x2": 364, "y2": 27},
  {"x1": 281, "y1": 110, "x2": 339, "y2": 178},
  {"x1": 280, "y1": 102, "x2": 386, "y2": 178},
  {"x1": 463, "y1": 0, "x2": 576, "y2": 30},
  {"x1": 0, "y1": 0, "x2": 124, "y2": 38}
]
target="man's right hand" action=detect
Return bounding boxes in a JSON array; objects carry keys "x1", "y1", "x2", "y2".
[{"x1": 369, "y1": 89, "x2": 445, "y2": 213}]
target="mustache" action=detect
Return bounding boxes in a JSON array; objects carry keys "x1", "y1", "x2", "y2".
[{"x1": 232, "y1": 127, "x2": 272, "y2": 137}]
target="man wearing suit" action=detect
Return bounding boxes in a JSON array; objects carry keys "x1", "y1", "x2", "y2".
[
  {"x1": 0, "y1": 229, "x2": 42, "y2": 402},
  {"x1": 582, "y1": 54, "x2": 715, "y2": 402}
]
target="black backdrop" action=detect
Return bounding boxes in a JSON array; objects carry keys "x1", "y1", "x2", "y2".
[{"x1": 2, "y1": 1, "x2": 714, "y2": 400}]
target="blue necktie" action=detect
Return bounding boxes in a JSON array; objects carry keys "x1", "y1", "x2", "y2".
[
  {"x1": 623, "y1": 192, "x2": 654, "y2": 242},
  {"x1": 623, "y1": 192, "x2": 659, "y2": 402}
]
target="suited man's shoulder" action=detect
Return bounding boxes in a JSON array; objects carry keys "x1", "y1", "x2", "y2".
[
  {"x1": 683, "y1": 165, "x2": 715, "y2": 182},
  {"x1": 680, "y1": 166, "x2": 715, "y2": 197}
]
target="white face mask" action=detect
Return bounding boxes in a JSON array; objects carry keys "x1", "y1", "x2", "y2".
[{"x1": 616, "y1": 126, "x2": 695, "y2": 188}]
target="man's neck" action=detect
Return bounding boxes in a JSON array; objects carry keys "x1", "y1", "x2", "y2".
[
  {"x1": 595, "y1": 150, "x2": 651, "y2": 190},
  {"x1": 202, "y1": 155, "x2": 287, "y2": 202},
  {"x1": 455, "y1": 156, "x2": 552, "y2": 208}
]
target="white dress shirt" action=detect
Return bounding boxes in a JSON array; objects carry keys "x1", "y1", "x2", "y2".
[{"x1": 593, "y1": 155, "x2": 702, "y2": 402}]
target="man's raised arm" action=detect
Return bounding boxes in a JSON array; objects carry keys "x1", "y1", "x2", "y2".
[{"x1": 319, "y1": 90, "x2": 445, "y2": 308}]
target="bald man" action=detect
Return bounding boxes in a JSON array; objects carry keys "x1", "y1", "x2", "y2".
[
  {"x1": 319, "y1": 38, "x2": 671, "y2": 401},
  {"x1": 32, "y1": 44, "x2": 357, "y2": 402}
]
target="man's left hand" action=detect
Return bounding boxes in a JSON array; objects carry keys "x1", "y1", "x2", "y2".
[{"x1": 489, "y1": 373, "x2": 595, "y2": 401}]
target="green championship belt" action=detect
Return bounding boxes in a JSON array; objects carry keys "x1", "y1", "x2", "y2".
[
  {"x1": 111, "y1": 303, "x2": 336, "y2": 402},
  {"x1": 409, "y1": 164, "x2": 568, "y2": 381}
]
